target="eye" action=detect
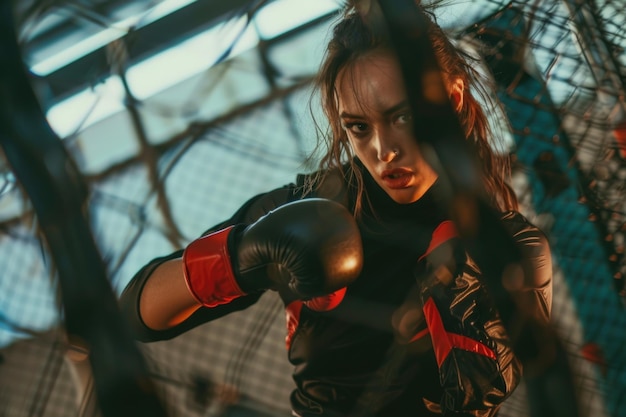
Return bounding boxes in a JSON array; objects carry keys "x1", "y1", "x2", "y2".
[
  {"x1": 342, "y1": 122, "x2": 370, "y2": 137},
  {"x1": 395, "y1": 112, "x2": 413, "y2": 125}
]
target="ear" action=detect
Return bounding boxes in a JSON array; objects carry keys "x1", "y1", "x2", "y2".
[{"x1": 449, "y1": 78, "x2": 464, "y2": 112}]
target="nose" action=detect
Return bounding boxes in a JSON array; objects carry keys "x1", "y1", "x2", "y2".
[
  {"x1": 375, "y1": 129, "x2": 399, "y2": 163},
  {"x1": 379, "y1": 148, "x2": 397, "y2": 163}
]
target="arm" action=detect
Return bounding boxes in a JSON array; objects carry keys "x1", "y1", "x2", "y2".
[
  {"x1": 419, "y1": 213, "x2": 552, "y2": 414},
  {"x1": 499, "y1": 211, "x2": 554, "y2": 374},
  {"x1": 119, "y1": 189, "x2": 363, "y2": 343},
  {"x1": 119, "y1": 250, "x2": 264, "y2": 342},
  {"x1": 138, "y1": 257, "x2": 201, "y2": 330},
  {"x1": 392, "y1": 214, "x2": 551, "y2": 414},
  {"x1": 119, "y1": 188, "x2": 292, "y2": 341}
]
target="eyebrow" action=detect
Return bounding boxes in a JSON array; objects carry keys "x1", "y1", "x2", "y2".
[{"x1": 339, "y1": 100, "x2": 410, "y2": 119}]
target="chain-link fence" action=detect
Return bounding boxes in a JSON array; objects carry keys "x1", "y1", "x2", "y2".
[{"x1": 1, "y1": 0, "x2": 625, "y2": 416}]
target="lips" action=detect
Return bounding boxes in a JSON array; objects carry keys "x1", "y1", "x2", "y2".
[{"x1": 381, "y1": 168, "x2": 413, "y2": 189}]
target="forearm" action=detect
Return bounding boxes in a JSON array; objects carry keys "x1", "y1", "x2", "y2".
[
  {"x1": 119, "y1": 252, "x2": 264, "y2": 342},
  {"x1": 119, "y1": 187, "x2": 300, "y2": 342},
  {"x1": 138, "y1": 257, "x2": 202, "y2": 330},
  {"x1": 119, "y1": 250, "x2": 195, "y2": 341}
]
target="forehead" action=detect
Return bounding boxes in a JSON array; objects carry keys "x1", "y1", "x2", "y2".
[{"x1": 335, "y1": 50, "x2": 407, "y2": 115}]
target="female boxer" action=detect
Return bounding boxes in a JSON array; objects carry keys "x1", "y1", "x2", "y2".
[{"x1": 120, "y1": 2, "x2": 552, "y2": 416}]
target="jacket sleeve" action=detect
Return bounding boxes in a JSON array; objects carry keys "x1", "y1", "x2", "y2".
[
  {"x1": 416, "y1": 221, "x2": 522, "y2": 416},
  {"x1": 498, "y1": 211, "x2": 553, "y2": 373},
  {"x1": 118, "y1": 185, "x2": 298, "y2": 342}
]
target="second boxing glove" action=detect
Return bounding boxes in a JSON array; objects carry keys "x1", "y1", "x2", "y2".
[{"x1": 183, "y1": 198, "x2": 363, "y2": 307}]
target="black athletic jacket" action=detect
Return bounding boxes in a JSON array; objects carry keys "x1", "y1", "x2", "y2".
[{"x1": 120, "y1": 163, "x2": 552, "y2": 417}]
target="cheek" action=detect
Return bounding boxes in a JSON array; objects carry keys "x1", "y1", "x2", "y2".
[
  {"x1": 347, "y1": 138, "x2": 370, "y2": 161},
  {"x1": 345, "y1": 136, "x2": 358, "y2": 153},
  {"x1": 351, "y1": 144, "x2": 380, "y2": 178}
]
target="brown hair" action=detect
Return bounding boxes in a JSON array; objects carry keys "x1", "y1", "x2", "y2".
[{"x1": 305, "y1": 1, "x2": 518, "y2": 214}]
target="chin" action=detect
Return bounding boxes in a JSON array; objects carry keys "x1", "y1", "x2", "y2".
[{"x1": 389, "y1": 189, "x2": 422, "y2": 204}]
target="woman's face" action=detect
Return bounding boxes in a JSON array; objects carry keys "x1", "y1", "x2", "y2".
[{"x1": 336, "y1": 50, "x2": 461, "y2": 204}]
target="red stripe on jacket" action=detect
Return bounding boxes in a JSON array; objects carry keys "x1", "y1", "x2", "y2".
[
  {"x1": 423, "y1": 297, "x2": 497, "y2": 368},
  {"x1": 418, "y1": 220, "x2": 458, "y2": 262}
]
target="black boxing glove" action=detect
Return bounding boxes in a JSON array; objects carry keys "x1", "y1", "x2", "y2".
[{"x1": 182, "y1": 198, "x2": 363, "y2": 307}]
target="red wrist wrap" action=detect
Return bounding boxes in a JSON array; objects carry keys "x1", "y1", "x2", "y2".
[
  {"x1": 303, "y1": 287, "x2": 347, "y2": 311},
  {"x1": 182, "y1": 226, "x2": 245, "y2": 307}
]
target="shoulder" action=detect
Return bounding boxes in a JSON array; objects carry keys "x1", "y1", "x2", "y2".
[
  {"x1": 223, "y1": 166, "x2": 353, "y2": 228},
  {"x1": 296, "y1": 164, "x2": 354, "y2": 209},
  {"x1": 202, "y1": 182, "x2": 300, "y2": 234},
  {"x1": 237, "y1": 165, "x2": 350, "y2": 224},
  {"x1": 499, "y1": 211, "x2": 549, "y2": 247},
  {"x1": 239, "y1": 184, "x2": 302, "y2": 224},
  {"x1": 500, "y1": 211, "x2": 552, "y2": 289}
]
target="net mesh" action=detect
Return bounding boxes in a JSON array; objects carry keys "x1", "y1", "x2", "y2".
[{"x1": 1, "y1": 0, "x2": 625, "y2": 416}]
